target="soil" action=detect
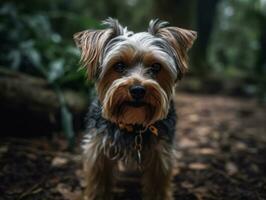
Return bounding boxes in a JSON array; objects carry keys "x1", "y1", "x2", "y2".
[{"x1": 1, "y1": 93, "x2": 266, "y2": 200}]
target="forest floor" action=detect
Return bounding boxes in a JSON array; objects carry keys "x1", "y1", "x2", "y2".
[{"x1": 1, "y1": 93, "x2": 266, "y2": 200}]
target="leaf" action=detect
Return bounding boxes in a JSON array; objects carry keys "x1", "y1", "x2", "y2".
[
  {"x1": 56, "y1": 183, "x2": 82, "y2": 200},
  {"x1": 51, "y1": 156, "x2": 68, "y2": 167},
  {"x1": 179, "y1": 137, "x2": 198, "y2": 148},
  {"x1": 20, "y1": 40, "x2": 43, "y2": 73},
  {"x1": 27, "y1": 48, "x2": 42, "y2": 68},
  {"x1": 8, "y1": 50, "x2": 21, "y2": 70},
  {"x1": 61, "y1": 103, "x2": 75, "y2": 148},
  {"x1": 48, "y1": 59, "x2": 65, "y2": 83},
  {"x1": 188, "y1": 162, "x2": 208, "y2": 170},
  {"x1": 25, "y1": 14, "x2": 52, "y2": 39}
]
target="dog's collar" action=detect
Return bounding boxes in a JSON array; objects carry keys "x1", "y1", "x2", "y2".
[
  {"x1": 118, "y1": 123, "x2": 158, "y2": 136},
  {"x1": 118, "y1": 123, "x2": 159, "y2": 167}
]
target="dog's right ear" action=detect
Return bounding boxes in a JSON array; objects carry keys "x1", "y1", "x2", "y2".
[
  {"x1": 148, "y1": 19, "x2": 197, "y2": 80},
  {"x1": 73, "y1": 18, "x2": 124, "y2": 80}
]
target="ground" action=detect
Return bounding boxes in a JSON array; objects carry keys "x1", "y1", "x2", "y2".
[{"x1": 1, "y1": 93, "x2": 266, "y2": 200}]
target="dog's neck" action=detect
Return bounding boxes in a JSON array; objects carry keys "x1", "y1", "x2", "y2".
[
  {"x1": 118, "y1": 123, "x2": 158, "y2": 136},
  {"x1": 84, "y1": 98, "x2": 177, "y2": 162},
  {"x1": 92, "y1": 98, "x2": 176, "y2": 140}
]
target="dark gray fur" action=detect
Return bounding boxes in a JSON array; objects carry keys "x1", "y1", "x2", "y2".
[
  {"x1": 84, "y1": 98, "x2": 177, "y2": 163},
  {"x1": 148, "y1": 19, "x2": 169, "y2": 35}
]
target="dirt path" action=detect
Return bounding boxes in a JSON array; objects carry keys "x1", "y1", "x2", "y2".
[
  {"x1": 174, "y1": 94, "x2": 266, "y2": 200},
  {"x1": 1, "y1": 93, "x2": 266, "y2": 200}
]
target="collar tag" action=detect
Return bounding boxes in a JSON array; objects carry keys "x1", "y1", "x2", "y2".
[
  {"x1": 118, "y1": 123, "x2": 158, "y2": 136},
  {"x1": 148, "y1": 125, "x2": 158, "y2": 136}
]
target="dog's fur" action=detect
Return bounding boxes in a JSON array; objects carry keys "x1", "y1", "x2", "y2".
[{"x1": 74, "y1": 18, "x2": 196, "y2": 200}]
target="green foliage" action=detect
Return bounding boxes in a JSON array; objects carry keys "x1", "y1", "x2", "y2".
[
  {"x1": 0, "y1": 1, "x2": 95, "y2": 89},
  {"x1": 0, "y1": 0, "x2": 157, "y2": 142},
  {"x1": 84, "y1": 0, "x2": 154, "y2": 31},
  {"x1": 208, "y1": 0, "x2": 266, "y2": 100},
  {"x1": 0, "y1": 0, "x2": 98, "y2": 142}
]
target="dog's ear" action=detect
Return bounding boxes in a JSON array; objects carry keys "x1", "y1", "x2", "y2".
[
  {"x1": 148, "y1": 19, "x2": 197, "y2": 78},
  {"x1": 73, "y1": 18, "x2": 125, "y2": 80}
]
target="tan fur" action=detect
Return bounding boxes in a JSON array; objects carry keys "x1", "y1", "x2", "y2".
[
  {"x1": 97, "y1": 50, "x2": 174, "y2": 126},
  {"x1": 102, "y1": 46, "x2": 141, "y2": 71},
  {"x1": 142, "y1": 145, "x2": 174, "y2": 200},
  {"x1": 97, "y1": 68, "x2": 120, "y2": 103},
  {"x1": 73, "y1": 29, "x2": 114, "y2": 80},
  {"x1": 142, "y1": 140, "x2": 174, "y2": 200},
  {"x1": 143, "y1": 52, "x2": 176, "y2": 92},
  {"x1": 100, "y1": 75, "x2": 169, "y2": 126},
  {"x1": 83, "y1": 135, "x2": 114, "y2": 200},
  {"x1": 157, "y1": 27, "x2": 197, "y2": 75},
  {"x1": 74, "y1": 18, "x2": 197, "y2": 200},
  {"x1": 119, "y1": 106, "x2": 147, "y2": 125}
]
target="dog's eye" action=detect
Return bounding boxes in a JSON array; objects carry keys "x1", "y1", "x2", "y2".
[
  {"x1": 150, "y1": 63, "x2": 161, "y2": 74},
  {"x1": 114, "y1": 62, "x2": 126, "y2": 73}
]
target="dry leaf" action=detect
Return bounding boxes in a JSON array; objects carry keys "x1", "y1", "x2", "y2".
[
  {"x1": 197, "y1": 148, "x2": 216, "y2": 155},
  {"x1": 51, "y1": 157, "x2": 68, "y2": 167},
  {"x1": 179, "y1": 137, "x2": 198, "y2": 148},
  {"x1": 189, "y1": 162, "x2": 208, "y2": 170},
  {"x1": 56, "y1": 183, "x2": 82, "y2": 200},
  {"x1": 0, "y1": 145, "x2": 8, "y2": 155},
  {"x1": 226, "y1": 162, "x2": 238, "y2": 175},
  {"x1": 235, "y1": 142, "x2": 247, "y2": 151},
  {"x1": 181, "y1": 181, "x2": 194, "y2": 189},
  {"x1": 188, "y1": 114, "x2": 199, "y2": 122}
]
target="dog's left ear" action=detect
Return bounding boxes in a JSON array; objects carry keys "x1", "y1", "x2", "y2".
[
  {"x1": 73, "y1": 18, "x2": 125, "y2": 80},
  {"x1": 148, "y1": 19, "x2": 197, "y2": 78},
  {"x1": 73, "y1": 29, "x2": 113, "y2": 80}
]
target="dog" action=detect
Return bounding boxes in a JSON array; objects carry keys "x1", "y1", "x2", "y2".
[{"x1": 74, "y1": 18, "x2": 196, "y2": 200}]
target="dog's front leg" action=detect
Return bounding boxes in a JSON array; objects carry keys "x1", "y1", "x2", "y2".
[
  {"x1": 83, "y1": 137, "x2": 114, "y2": 200},
  {"x1": 142, "y1": 140, "x2": 174, "y2": 200}
]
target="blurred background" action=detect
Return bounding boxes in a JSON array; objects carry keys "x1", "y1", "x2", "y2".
[
  {"x1": 1, "y1": 1, "x2": 266, "y2": 200},
  {"x1": 1, "y1": 0, "x2": 265, "y2": 141}
]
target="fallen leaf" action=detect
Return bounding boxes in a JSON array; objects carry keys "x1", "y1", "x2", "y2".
[
  {"x1": 0, "y1": 145, "x2": 8, "y2": 156},
  {"x1": 56, "y1": 183, "x2": 82, "y2": 200},
  {"x1": 194, "y1": 187, "x2": 209, "y2": 200},
  {"x1": 75, "y1": 169, "x2": 86, "y2": 187},
  {"x1": 235, "y1": 142, "x2": 247, "y2": 151},
  {"x1": 181, "y1": 181, "x2": 194, "y2": 189},
  {"x1": 226, "y1": 162, "x2": 238, "y2": 175},
  {"x1": 188, "y1": 114, "x2": 199, "y2": 122},
  {"x1": 179, "y1": 138, "x2": 198, "y2": 148},
  {"x1": 51, "y1": 157, "x2": 68, "y2": 167},
  {"x1": 197, "y1": 126, "x2": 211, "y2": 136},
  {"x1": 172, "y1": 166, "x2": 180, "y2": 176},
  {"x1": 188, "y1": 162, "x2": 208, "y2": 170},
  {"x1": 197, "y1": 148, "x2": 217, "y2": 155}
]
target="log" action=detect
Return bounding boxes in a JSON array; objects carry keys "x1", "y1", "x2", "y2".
[{"x1": 0, "y1": 67, "x2": 88, "y2": 136}]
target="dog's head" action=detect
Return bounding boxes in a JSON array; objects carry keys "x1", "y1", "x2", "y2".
[{"x1": 74, "y1": 18, "x2": 196, "y2": 127}]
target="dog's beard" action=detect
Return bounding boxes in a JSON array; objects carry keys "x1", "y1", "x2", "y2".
[{"x1": 101, "y1": 78, "x2": 169, "y2": 127}]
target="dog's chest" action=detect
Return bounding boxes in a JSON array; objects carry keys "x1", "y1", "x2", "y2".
[{"x1": 82, "y1": 99, "x2": 177, "y2": 162}]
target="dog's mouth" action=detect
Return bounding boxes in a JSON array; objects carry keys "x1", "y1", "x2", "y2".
[{"x1": 124, "y1": 100, "x2": 147, "y2": 108}]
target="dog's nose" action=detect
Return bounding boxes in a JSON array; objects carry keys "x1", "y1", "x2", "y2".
[{"x1": 129, "y1": 85, "x2": 146, "y2": 100}]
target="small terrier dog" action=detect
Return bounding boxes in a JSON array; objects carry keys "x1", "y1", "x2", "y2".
[{"x1": 74, "y1": 18, "x2": 196, "y2": 200}]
